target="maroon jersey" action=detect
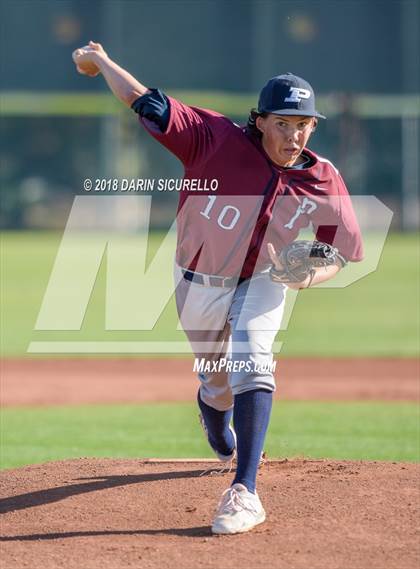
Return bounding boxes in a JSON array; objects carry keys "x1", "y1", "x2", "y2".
[{"x1": 141, "y1": 96, "x2": 363, "y2": 278}]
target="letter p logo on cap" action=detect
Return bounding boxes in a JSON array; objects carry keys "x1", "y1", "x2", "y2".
[{"x1": 284, "y1": 87, "x2": 311, "y2": 103}]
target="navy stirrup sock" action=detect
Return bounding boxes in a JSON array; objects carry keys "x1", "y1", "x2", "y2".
[
  {"x1": 233, "y1": 389, "x2": 273, "y2": 493},
  {"x1": 197, "y1": 390, "x2": 235, "y2": 456}
]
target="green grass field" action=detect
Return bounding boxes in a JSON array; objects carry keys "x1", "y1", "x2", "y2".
[
  {"x1": 1, "y1": 232, "x2": 418, "y2": 470},
  {"x1": 1, "y1": 402, "x2": 418, "y2": 470},
  {"x1": 1, "y1": 231, "x2": 419, "y2": 357},
  {"x1": 2, "y1": 91, "x2": 420, "y2": 118}
]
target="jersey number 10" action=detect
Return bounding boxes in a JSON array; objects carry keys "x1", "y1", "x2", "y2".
[{"x1": 199, "y1": 196, "x2": 241, "y2": 230}]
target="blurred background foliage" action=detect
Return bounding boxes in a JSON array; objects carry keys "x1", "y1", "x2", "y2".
[{"x1": 0, "y1": 0, "x2": 419, "y2": 231}]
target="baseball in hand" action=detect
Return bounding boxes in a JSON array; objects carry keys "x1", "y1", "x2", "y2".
[{"x1": 72, "y1": 41, "x2": 106, "y2": 77}]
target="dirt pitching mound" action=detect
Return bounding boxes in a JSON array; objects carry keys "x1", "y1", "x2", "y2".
[{"x1": 1, "y1": 458, "x2": 419, "y2": 569}]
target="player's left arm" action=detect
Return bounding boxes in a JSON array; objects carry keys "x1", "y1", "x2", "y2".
[
  {"x1": 289, "y1": 261, "x2": 342, "y2": 289},
  {"x1": 267, "y1": 243, "x2": 342, "y2": 289}
]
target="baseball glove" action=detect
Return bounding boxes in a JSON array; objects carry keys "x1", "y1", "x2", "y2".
[{"x1": 269, "y1": 240, "x2": 345, "y2": 285}]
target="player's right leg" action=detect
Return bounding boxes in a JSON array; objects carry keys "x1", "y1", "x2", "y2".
[
  {"x1": 174, "y1": 265, "x2": 236, "y2": 462},
  {"x1": 198, "y1": 388, "x2": 236, "y2": 461},
  {"x1": 184, "y1": 327, "x2": 237, "y2": 462}
]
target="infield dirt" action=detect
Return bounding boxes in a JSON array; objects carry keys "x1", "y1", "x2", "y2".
[
  {"x1": 1, "y1": 458, "x2": 419, "y2": 569},
  {"x1": 1, "y1": 357, "x2": 418, "y2": 406}
]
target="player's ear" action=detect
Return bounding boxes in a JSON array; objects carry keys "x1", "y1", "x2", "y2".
[
  {"x1": 256, "y1": 115, "x2": 266, "y2": 134},
  {"x1": 311, "y1": 118, "x2": 318, "y2": 132}
]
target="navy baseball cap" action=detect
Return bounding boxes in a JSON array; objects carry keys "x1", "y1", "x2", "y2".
[{"x1": 258, "y1": 72, "x2": 326, "y2": 119}]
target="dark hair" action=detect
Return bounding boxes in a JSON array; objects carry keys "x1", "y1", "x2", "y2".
[{"x1": 246, "y1": 108, "x2": 268, "y2": 138}]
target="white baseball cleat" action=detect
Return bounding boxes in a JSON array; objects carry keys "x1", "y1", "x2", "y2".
[
  {"x1": 198, "y1": 413, "x2": 236, "y2": 462},
  {"x1": 211, "y1": 483, "x2": 266, "y2": 535}
]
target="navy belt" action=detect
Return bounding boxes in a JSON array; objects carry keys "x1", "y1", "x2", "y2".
[{"x1": 182, "y1": 269, "x2": 241, "y2": 288}]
